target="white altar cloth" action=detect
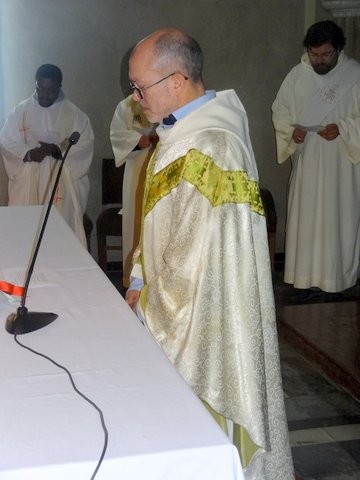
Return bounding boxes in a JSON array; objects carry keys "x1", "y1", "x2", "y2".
[{"x1": 0, "y1": 206, "x2": 243, "y2": 480}]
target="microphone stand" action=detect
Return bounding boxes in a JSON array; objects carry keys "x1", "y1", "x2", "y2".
[{"x1": 5, "y1": 132, "x2": 80, "y2": 335}]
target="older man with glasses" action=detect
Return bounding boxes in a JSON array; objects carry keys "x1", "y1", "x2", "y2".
[
  {"x1": 272, "y1": 20, "x2": 360, "y2": 300},
  {"x1": 126, "y1": 27, "x2": 294, "y2": 480}
]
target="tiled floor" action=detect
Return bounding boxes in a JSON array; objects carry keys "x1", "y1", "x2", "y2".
[
  {"x1": 106, "y1": 263, "x2": 360, "y2": 480},
  {"x1": 275, "y1": 269, "x2": 360, "y2": 480},
  {"x1": 280, "y1": 340, "x2": 360, "y2": 479}
]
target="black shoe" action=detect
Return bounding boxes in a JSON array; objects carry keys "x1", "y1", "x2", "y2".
[{"x1": 292, "y1": 288, "x2": 323, "y2": 303}]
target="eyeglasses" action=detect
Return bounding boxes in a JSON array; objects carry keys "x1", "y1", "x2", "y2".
[
  {"x1": 307, "y1": 49, "x2": 337, "y2": 61},
  {"x1": 130, "y1": 72, "x2": 188, "y2": 100}
]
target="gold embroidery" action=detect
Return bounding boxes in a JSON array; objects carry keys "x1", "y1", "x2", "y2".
[{"x1": 144, "y1": 148, "x2": 265, "y2": 216}]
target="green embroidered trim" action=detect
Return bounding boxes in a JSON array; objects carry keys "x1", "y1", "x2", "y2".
[{"x1": 144, "y1": 148, "x2": 264, "y2": 216}]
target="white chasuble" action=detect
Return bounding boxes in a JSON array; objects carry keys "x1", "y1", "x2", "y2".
[{"x1": 132, "y1": 90, "x2": 294, "y2": 480}]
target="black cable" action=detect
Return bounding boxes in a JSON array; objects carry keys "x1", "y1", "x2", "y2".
[{"x1": 13, "y1": 334, "x2": 109, "y2": 479}]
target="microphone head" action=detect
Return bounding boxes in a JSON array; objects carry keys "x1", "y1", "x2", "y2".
[{"x1": 69, "y1": 131, "x2": 80, "y2": 145}]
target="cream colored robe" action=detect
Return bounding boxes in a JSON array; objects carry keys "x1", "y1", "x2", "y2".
[
  {"x1": 272, "y1": 53, "x2": 360, "y2": 292},
  {"x1": 110, "y1": 96, "x2": 157, "y2": 286},
  {"x1": 132, "y1": 90, "x2": 293, "y2": 480},
  {"x1": 0, "y1": 93, "x2": 94, "y2": 247}
]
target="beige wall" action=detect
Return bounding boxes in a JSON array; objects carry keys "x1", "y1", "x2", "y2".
[{"x1": 0, "y1": 0, "x2": 335, "y2": 256}]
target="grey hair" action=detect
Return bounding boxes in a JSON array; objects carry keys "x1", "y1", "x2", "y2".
[{"x1": 153, "y1": 30, "x2": 203, "y2": 83}]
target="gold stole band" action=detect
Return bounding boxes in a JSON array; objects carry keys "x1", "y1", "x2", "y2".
[{"x1": 144, "y1": 148, "x2": 265, "y2": 216}]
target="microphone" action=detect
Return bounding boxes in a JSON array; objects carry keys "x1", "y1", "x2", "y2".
[
  {"x1": 69, "y1": 131, "x2": 80, "y2": 145},
  {"x1": 5, "y1": 132, "x2": 81, "y2": 335}
]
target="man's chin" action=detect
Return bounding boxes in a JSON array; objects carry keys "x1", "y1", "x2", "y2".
[
  {"x1": 38, "y1": 100, "x2": 53, "y2": 108},
  {"x1": 313, "y1": 65, "x2": 332, "y2": 75},
  {"x1": 143, "y1": 110, "x2": 158, "y2": 123}
]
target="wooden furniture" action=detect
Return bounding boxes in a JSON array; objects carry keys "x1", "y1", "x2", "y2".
[
  {"x1": 96, "y1": 159, "x2": 124, "y2": 272},
  {"x1": 83, "y1": 212, "x2": 93, "y2": 252},
  {"x1": 260, "y1": 188, "x2": 277, "y2": 271}
]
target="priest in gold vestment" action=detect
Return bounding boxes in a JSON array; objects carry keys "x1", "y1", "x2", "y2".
[{"x1": 126, "y1": 28, "x2": 294, "y2": 480}]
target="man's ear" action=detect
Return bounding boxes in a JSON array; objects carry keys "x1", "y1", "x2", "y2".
[{"x1": 172, "y1": 73, "x2": 187, "y2": 95}]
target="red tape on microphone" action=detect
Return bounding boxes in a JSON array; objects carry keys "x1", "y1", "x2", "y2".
[{"x1": 0, "y1": 281, "x2": 24, "y2": 297}]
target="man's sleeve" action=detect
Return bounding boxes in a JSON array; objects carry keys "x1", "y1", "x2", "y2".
[
  {"x1": 337, "y1": 83, "x2": 360, "y2": 164},
  {"x1": 272, "y1": 74, "x2": 298, "y2": 164},
  {"x1": 110, "y1": 100, "x2": 142, "y2": 167},
  {"x1": 0, "y1": 107, "x2": 31, "y2": 178},
  {"x1": 64, "y1": 109, "x2": 94, "y2": 180}
]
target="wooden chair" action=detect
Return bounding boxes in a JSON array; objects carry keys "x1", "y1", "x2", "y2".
[
  {"x1": 83, "y1": 213, "x2": 93, "y2": 252},
  {"x1": 96, "y1": 159, "x2": 125, "y2": 272},
  {"x1": 260, "y1": 187, "x2": 277, "y2": 271}
]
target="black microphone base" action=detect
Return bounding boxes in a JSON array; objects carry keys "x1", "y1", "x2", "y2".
[{"x1": 5, "y1": 306, "x2": 57, "y2": 335}]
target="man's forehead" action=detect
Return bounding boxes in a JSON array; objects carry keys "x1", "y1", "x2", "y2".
[
  {"x1": 308, "y1": 42, "x2": 334, "y2": 52},
  {"x1": 129, "y1": 57, "x2": 161, "y2": 82},
  {"x1": 130, "y1": 46, "x2": 152, "y2": 66},
  {"x1": 37, "y1": 77, "x2": 60, "y2": 86}
]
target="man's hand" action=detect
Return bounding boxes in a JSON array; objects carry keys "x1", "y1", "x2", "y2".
[
  {"x1": 292, "y1": 127, "x2": 307, "y2": 144},
  {"x1": 24, "y1": 142, "x2": 62, "y2": 163},
  {"x1": 138, "y1": 134, "x2": 159, "y2": 149},
  {"x1": 317, "y1": 123, "x2": 339, "y2": 141},
  {"x1": 125, "y1": 289, "x2": 141, "y2": 312},
  {"x1": 149, "y1": 134, "x2": 159, "y2": 147},
  {"x1": 138, "y1": 135, "x2": 151, "y2": 149},
  {"x1": 38, "y1": 142, "x2": 62, "y2": 159}
]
